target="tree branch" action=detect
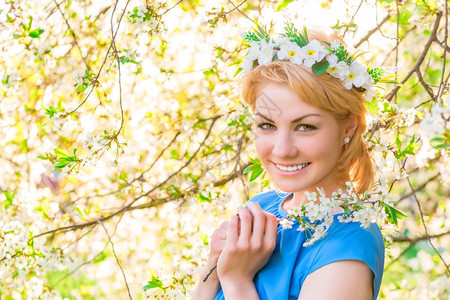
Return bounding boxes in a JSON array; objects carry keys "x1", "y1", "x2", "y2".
[
  {"x1": 385, "y1": 12, "x2": 442, "y2": 101},
  {"x1": 406, "y1": 176, "x2": 450, "y2": 274},
  {"x1": 354, "y1": 14, "x2": 391, "y2": 48},
  {"x1": 34, "y1": 116, "x2": 221, "y2": 238}
]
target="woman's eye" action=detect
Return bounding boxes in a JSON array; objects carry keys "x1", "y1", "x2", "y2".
[
  {"x1": 296, "y1": 124, "x2": 316, "y2": 131},
  {"x1": 257, "y1": 123, "x2": 275, "y2": 130},
  {"x1": 256, "y1": 123, "x2": 316, "y2": 131}
]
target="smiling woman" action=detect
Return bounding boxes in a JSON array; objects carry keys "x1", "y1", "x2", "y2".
[{"x1": 191, "y1": 26, "x2": 384, "y2": 300}]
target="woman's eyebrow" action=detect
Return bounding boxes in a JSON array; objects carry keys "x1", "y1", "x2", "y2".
[{"x1": 254, "y1": 112, "x2": 321, "y2": 123}]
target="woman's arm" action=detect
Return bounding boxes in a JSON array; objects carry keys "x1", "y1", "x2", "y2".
[
  {"x1": 298, "y1": 260, "x2": 373, "y2": 300},
  {"x1": 217, "y1": 203, "x2": 278, "y2": 300}
]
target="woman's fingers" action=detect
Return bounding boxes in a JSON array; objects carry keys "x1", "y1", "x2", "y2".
[
  {"x1": 263, "y1": 212, "x2": 278, "y2": 251},
  {"x1": 236, "y1": 206, "x2": 253, "y2": 243},
  {"x1": 247, "y1": 202, "x2": 266, "y2": 245},
  {"x1": 226, "y1": 215, "x2": 240, "y2": 246}
]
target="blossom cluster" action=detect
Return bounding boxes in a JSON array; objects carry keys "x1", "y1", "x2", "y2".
[
  {"x1": 281, "y1": 182, "x2": 392, "y2": 246},
  {"x1": 239, "y1": 24, "x2": 383, "y2": 101}
]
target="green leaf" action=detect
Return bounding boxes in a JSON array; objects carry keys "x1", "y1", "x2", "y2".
[
  {"x1": 54, "y1": 159, "x2": 71, "y2": 170},
  {"x1": 54, "y1": 148, "x2": 70, "y2": 158},
  {"x1": 228, "y1": 59, "x2": 242, "y2": 67},
  {"x1": 203, "y1": 69, "x2": 216, "y2": 77},
  {"x1": 365, "y1": 97, "x2": 378, "y2": 114},
  {"x1": 430, "y1": 136, "x2": 449, "y2": 149},
  {"x1": 276, "y1": 0, "x2": 294, "y2": 11},
  {"x1": 29, "y1": 28, "x2": 44, "y2": 38},
  {"x1": 381, "y1": 202, "x2": 407, "y2": 226},
  {"x1": 249, "y1": 166, "x2": 264, "y2": 181},
  {"x1": 395, "y1": 135, "x2": 419, "y2": 159},
  {"x1": 242, "y1": 164, "x2": 258, "y2": 174},
  {"x1": 233, "y1": 67, "x2": 243, "y2": 78},
  {"x1": 43, "y1": 105, "x2": 58, "y2": 118},
  {"x1": 197, "y1": 192, "x2": 211, "y2": 203},
  {"x1": 311, "y1": 59, "x2": 329, "y2": 75},
  {"x1": 76, "y1": 84, "x2": 88, "y2": 93},
  {"x1": 143, "y1": 269, "x2": 164, "y2": 291},
  {"x1": 3, "y1": 190, "x2": 16, "y2": 210},
  {"x1": 93, "y1": 252, "x2": 108, "y2": 264},
  {"x1": 170, "y1": 149, "x2": 180, "y2": 159},
  {"x1": 432, "y1": 143, "x2": 449, "y2": 149},
  {"x1": 73, "y1": 207, "x2": 87, "y2": 220}
]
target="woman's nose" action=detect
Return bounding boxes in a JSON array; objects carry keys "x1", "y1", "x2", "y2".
[{"x1": 272, "y1": 132, "x2": 298, "y2": 158}]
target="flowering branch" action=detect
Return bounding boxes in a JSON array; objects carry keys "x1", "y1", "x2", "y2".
[{"x1": 34, "y1": 116, "x2": 221, "y2": 238}]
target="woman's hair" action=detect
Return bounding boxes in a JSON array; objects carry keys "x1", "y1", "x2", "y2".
[{"x1": 240, "y1": 30, "x2": 374, "y2": 194}]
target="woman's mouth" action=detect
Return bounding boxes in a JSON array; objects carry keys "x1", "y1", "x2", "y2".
[{"x1": 275, "y1": 162, "x2": 310, "y2": 172}]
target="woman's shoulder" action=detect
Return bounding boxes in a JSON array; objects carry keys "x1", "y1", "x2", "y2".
[
  {"x1": 312, "y1": 220, "x2": 384, "y2": 260},
  {"x1": 305, "y1": 220, "x2": 385, "y2": 283},
  {"x1": 327, "y1": 220, "x2": 384, "y2": 251}
]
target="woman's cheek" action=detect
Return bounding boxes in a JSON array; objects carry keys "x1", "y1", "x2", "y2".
[{"x1": 254, "y1": 134, "x2": 271, "y2": 159}]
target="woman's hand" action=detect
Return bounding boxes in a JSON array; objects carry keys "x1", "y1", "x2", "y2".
[
  {"x1": 216, "y1": 202, "x2": 278, "y2": 287},
  {"x1": 191, "y1": 221, "x2": 229, "y2": 300},
  {"x1": 205, "y1": 221, "x2": 229, "y2": 278}
]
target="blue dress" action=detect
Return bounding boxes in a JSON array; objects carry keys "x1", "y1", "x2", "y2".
[{"x1": 214, "y1": 190, "x2": 385, "y2": 300}]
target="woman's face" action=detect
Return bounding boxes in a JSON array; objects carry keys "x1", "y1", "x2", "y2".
[{"x1": 253, "y1": 83, "x2": 348, "y2": 196}]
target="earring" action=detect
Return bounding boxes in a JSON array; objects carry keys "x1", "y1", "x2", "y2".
[{"x1": 344, "y1": 137, "x2": 350, "y2": 144}]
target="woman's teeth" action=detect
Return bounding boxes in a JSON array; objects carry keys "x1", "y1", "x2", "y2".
[{"x1": 275, "y1": 163, "x2": 310, "y2": 172}]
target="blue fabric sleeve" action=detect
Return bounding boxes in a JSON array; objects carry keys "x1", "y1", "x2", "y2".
[{"x1": 304, "y1": 222, "x2": 385, "y2": 300}]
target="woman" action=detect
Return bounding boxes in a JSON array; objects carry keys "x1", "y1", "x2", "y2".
[{"x1": 192, "y1": 27, "x2": 385, "y2": 300}]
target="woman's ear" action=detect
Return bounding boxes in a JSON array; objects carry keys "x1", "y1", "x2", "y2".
[{"x1": 344, "y1": 115, "x2": 358, "y2": 137}]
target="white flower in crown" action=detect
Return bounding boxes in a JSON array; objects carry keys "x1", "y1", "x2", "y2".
[
  {"x1": 238, "y1": 22, "x2": 392, "y2": 99},
  {"x1": 241, "y1": 41, "x2": 261, "y2": 71},
  {"x1": 343, "y1": 60, "x2": 368, "y2": 89},
  {"x1": 326, "y1": 54, "x2": 349, "y2": 80},
  {"x1": 277, "y1": 41, "x2": 303, "y2": 64},
  {"x1": 299, "y1": 39, "x2": 327, "y2": 68},
  {"x1": 274, "y1": 37, "x2": 293, "y2": 48},
  {"x1": 330, "y1": 40, "x2": 341, "y2": 51},
  {"x1": 257, "y1": 40, "x2": 275, "y2": 66}
]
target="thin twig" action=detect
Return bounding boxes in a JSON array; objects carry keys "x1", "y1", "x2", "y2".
[
  {"x1": 227, "y1": 0, "x2": 252, "y2": 22},
  {"x1": 386, "y1": 231, "x2": 450, "y2": 271},
  {"x1": 53, "y1": 0, "x2": 90, "y2": 70},
  {"x1": 99, "y1": 220, "x2": 133, "y2": 299},
  {"x1": 354, "y1": 14, "x2": 391, "y2": 48},
  {"x1": 342, "y1": 0, "x2": 364, "y2": 39},
  {"x1": 406, "y1": 177, "x2": 450, "y2": 274},
  {"x1": 159, "y1": 0, "x2": 184, "y2": 16},
  {"x1": 67, "y1": 0, "x2": 130, "y2": 116},
  {"x1": 110, "y1": 1, "x2": 126, "y2": 140},
  {"x1": 385, "y1": 12, "x2": 443, "y2": 101}
]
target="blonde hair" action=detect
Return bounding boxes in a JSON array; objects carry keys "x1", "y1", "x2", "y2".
[{"x1": 240, "y1": 31, "x2": 374, "y2": 193}]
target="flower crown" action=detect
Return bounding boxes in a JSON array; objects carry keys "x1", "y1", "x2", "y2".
[{"x1": 237, "y1": 21, "x2": 393, "y2": 101}]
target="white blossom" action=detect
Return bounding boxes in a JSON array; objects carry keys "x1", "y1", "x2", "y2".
[
  {"x1": 330, "y1": 40, "x2": 341, "y2": 51},
  {"x1": 343, "y1": 60, "x2": 368, "y2": 89},
  {"x1": 277, "y1": 41, "x2": 303, "y2": 64},
  {"x1": 280, "y1": 218, "x2": 294, "y2": 229},
  {"x1": 241, "y1": 41, "x2": 260, "y2": 71},
  {"x1": 299, "y1": 39, "x2": 327, "y2": 68},
  {"x1": 257, "y1": 40, "x2": 275, "y2": 66}
]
